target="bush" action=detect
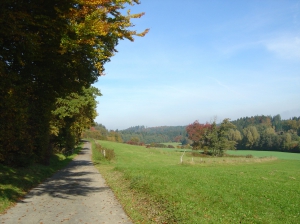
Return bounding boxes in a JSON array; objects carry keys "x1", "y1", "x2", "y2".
[
  {"x1": 148, "y1": 143, "x2": 167, "y2": 148},
  {"x1": 191, "y1": 152, "x2": 211, "y2": 157},
  {"x1": 95, "y1": 143, "x2": 115, "y2": 161},
  {"x1": 82, "y1": 130, "x2": 106, "y2": 140}
]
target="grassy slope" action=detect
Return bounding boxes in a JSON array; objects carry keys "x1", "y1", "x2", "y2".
[
  {"x1": 94, "y1": 141, "x2": 300, "y2": 224},
  {"x1": 0, "y1": 145, "x2": 82, "y2": 214}
]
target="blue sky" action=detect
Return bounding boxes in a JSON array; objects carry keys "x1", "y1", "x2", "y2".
[{"x1": 93, "y1": 0, "x2": 300, "y2": 130}]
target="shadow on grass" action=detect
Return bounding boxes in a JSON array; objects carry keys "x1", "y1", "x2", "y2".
[{"x1": 0, "y1": 143, "x2": 86, "y2": 212}]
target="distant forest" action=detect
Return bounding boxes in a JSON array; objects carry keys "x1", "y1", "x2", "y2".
[
  {"x1": 82, "y1": 124, "x2": 188, "y2": 144},
  {"x1": 82, "y1": 114, "x2": 300, "y2": 152},
  {"x1": 119, "y1": 126, "x2": 188, "y2": 144},
  {"x1": 232, "y1": 115, "x2": 300, "y2": 152}
]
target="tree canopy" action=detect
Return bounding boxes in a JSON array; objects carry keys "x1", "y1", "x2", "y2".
[
  {"x1": 186, "y1": 118, "x2": 239, "y2": 156},
  {"x1": 0, "y1": 0, "x2": 148, "y2": 166}
]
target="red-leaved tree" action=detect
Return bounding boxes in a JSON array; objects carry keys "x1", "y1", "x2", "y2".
[{"x1": 186, "y1": 121, "x2": 212, "y2": 149}]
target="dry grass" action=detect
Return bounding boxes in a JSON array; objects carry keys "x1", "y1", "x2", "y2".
[{"x1": 182, "y1": 155, "x2": 278, "y2": 165}]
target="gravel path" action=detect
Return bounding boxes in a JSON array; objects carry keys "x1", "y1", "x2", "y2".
[{"x1": 0, "y1": 142, "x2": 132, "y2": 224}]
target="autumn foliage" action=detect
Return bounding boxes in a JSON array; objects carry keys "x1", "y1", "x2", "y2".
[
  {"x1": 0, "y1": 0, "x2": 147, "y2": 166},
  {"x1": 186, "y1": 119, "x2": 238, "y2": 156},
  {"x1": 186, "y1": 121, "x2": 212, "y2": 149}
]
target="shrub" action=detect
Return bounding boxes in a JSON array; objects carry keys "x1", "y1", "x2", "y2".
[
  {"x1": 191, "y1": 152, "x2": 211, "y2": 157},
  {"x1": 148, "y1": 143, "x2": 168, "y2": 148},
  {"x1": 95, "y1": 143, "x2": 115, "y2": 161}
]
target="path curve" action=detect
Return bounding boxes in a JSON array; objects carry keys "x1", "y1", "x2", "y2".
[{"x1": 0, "y1": 141, "x2": 132, "y2": 224}]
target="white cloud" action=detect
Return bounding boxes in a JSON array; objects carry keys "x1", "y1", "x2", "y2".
[{"x1": 264, "y1": 35, "x2": 300, "y2": 60}]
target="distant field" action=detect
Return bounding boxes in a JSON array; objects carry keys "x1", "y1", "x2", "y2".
[
  {"x1": 160, "y1": 142, "x2": 181, "y2": 147},
  {"x1": 93, "y1": 141, "x2": 300, "y2": 224},
  {"x1": 157, "y1": 144, "x2": 300, "y2": 160},
  {"x1": 153, "y1": 142, "x2": 194, "y2": 152},
  {"x1": 227, "y1": 150, "x2": 300, "y2": 160}
]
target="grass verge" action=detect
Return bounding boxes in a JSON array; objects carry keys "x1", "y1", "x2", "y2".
[
  {"x1": 93, "y1": 140, "x2": 300, "y2": 224},
  {"x1": 0, "y1": 144, "x2": 82, "y2": 214}
]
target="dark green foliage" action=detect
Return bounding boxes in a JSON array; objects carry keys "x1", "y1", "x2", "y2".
[
  {"x1": 51, "y1": 87, "x2": 101, "y2": 153},
  {"x1": 0, "y1": 0, "x2": 89, "y2": 165},
  {"x1": 204, "y1": 119, "x2": 238, "y2": 156},
  {"x1": 148, "y1": 143, "x2": 168, "y2": 148},
  {"x1": 0, "y1": 0, "x2": 146, "y2": 166},
  {"x1": 83, "y1": 124, "x2": 124, "y2": 143},
  {"x1": 82, "y1": 130, "x2": 105, "y2": 140},
  {"x1": 181, "y1": 137, "x2": 193, "y2": 146},
  {"x1": 82, "y1": 123, "x2": 110, "y2": 140},
  {"x1": 233, "y1": 115, "x2": 300, "y2": 152},
  {"x1": 186, "y1": 115, "x2": 300, "y2": 154},
  {"x1": 186, "y1": 119, "x2": 238, "y2": 156},
  {"x1": 119, "y1": 126, "x2": 187, "y2": 144},
  {"x1": 272, "y1": 114, "x2": 282, "y2": 131},
  {"x1": 116, "y1": 115, "x2": 300, "y2": 153}
]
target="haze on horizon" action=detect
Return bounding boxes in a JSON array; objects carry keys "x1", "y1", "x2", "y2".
[{"x1": 93, "y1": 0, "x2": 300, "y2": 131}]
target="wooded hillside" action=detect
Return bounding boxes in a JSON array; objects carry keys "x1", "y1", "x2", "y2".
[{"x1": 86, "y1": 114, "x2": 300, "y2": 153}]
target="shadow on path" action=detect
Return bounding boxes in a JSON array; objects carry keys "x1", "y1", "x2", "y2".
[
  {"x1": 1, "y1": 141, "x2": 133, "y2": 224},
  {"x1": 22, "y1": 144, "x2": 108, "y2": 200}
]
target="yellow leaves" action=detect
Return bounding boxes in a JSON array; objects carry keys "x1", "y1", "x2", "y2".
[
  {"x1": 60, "y1": 0, "x2": 148, "y2": 74},
  {"x1": 8, "y1": 88, "x2": 14, "y2": 96},
  {"x1": 78, "y1": 0, "x2": 112, "y2": 6},
  {"x1": 129, "y1": 12, "x2": 145, "y2": 19},
  {"x1": 136, "y1": 28, "x2": 149, "y2": 37},
  {"x1": 50, "y1": 124, "x2": 60, "y2": 136},
  {"x1": 95, "y1": 62, "x2": 105, "y2": 75}
]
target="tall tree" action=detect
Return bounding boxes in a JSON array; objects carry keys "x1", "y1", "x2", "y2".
[
  {"x1": 272, "y1": 114, "x2": 282, "y2": 132},
  {"x1": 186, "y1": 121, "x2": 212, "y2": 149},
  {"x1": 242, "y1": 126, "x2": 260, "y2": 148},
  {"x1": 187, "y1": 119, "x2": 238, "y2": 156},
  {"x1": 50, "y1": 86, "x2": 101, "y2": 152},
  {"x1": 0, "y1": 0, "x2": 148, "y2": 166},
  {"x1": 205, "y1": 119, "x2": 237, "y2": 156}
]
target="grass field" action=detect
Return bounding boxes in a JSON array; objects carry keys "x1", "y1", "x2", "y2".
[
  {"x1": 93, "y1": 140, "x2": 300, "y2": 224},
  {"x1": 0, "y1": 144, "x2": 82, "y2": 214},
  {"x1": 227, "y1": 150, "x2": 300, "y2": 160}
]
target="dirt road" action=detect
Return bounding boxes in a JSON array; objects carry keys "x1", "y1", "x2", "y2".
[{"x1": 0, "y1": 142, "x2": 132, "y2": 224}]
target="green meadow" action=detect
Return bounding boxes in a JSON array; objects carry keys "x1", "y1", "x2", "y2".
[
  {"x1": 93, "y1": 140, "x2": 300, "y2": 224},
  {"x1": 227, "y1": 150, "x2": 300, "y2": 160}
]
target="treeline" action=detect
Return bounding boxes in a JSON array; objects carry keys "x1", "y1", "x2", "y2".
[
  {"x1": 83, "y1": 125, "x2": 188, "y2": 144},
  {"x1": 82, "y1": 123, "x2": 123, "y2": 143},
  {"x1": 186, "y1": 114, "x2": 300, "y2": 153},
  {"x1": 0, "y1": 0, "x2": 146, "y2": 166},
  {"x1": 232, "y1": 115, "x2": 300, "y2": 152},
  {"x1": 119, "y1": 125, "x2": 188, "y2": 144},
  {"x1": 85, "y1": 114, "x2": 300, "y2": 153}
]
